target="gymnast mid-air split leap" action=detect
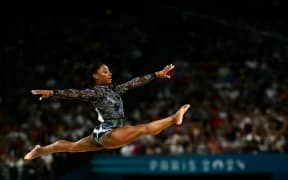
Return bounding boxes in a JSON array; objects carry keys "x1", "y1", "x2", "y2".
[{"x1": 24, "y1": 63, "x2": 190, "y2": 160}]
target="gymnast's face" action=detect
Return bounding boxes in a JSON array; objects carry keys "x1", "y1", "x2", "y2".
[{"x1": 93, "y1": 64, "x2": 113, "y2": 85}]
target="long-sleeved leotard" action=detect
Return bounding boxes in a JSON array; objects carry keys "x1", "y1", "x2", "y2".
[
  {"x1": 52, "y1": 73, "x2": 156, "y2": 146},
  {"x1": 53, "y1": 73, "x2": 156, "y2": 122}
]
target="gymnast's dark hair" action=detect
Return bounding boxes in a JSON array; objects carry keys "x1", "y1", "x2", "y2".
[
  {"x1": 74, "y1": 62, "x2": 105, "y2": 87},
  {"x1": 87, "y1": 62, "x2": 105, "y2": 86},
  {"x1": 88, "y1": 62, "x2": 104, "y2": 77}
]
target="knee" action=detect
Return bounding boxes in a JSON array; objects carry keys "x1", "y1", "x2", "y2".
[
  {"x1": 138, "y1": 124, "x2": 158, "y2": 135},
  {"x1": 54, "y1": 139, "x2": 74, "y2": 150},
  {"x1": 137, "y1": 125, "x2": 149, "y2": 135},
  {"x1": 55, "y1": 140, "x2": 68, "y2": 145},
  {"x1": 144, "y1": 124, "x2": 161, "y2": 135}
]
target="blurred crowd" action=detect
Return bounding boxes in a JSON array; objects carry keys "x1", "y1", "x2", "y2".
[{"x1": 1, "y1": 5, "x2": 288, "y2": 180}]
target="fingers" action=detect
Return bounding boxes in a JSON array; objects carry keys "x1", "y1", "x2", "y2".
[
  {"x1": 31, "y1": 90, "x2": 48, "y2": 101},
  {"x1": 157, "y1": 64, "x2": 175, "y2": 78},
  {"x1": 31, "y1": 90, "x2": 41, "y2": 95},
  {"x1": 164, "y1": 64, "x2": 174, "y2": 71},
  {"x1": 165, "y1": 64, "x2": 175, "y2": 79}
]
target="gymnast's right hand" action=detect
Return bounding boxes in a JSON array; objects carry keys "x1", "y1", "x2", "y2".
[{"x1": 31, "y1": 90, "x2": 54, "y2": 101}]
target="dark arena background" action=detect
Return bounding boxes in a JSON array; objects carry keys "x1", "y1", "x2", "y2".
[{"x1": 1, "y1": 1, "x2": 288, "y2": 180}]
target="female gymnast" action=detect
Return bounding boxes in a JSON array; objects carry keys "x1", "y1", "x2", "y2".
[{"x1": 24, "y1": 63, "x2": 190, "y2": 160}]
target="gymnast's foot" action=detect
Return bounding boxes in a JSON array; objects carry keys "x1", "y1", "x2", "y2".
[
  {"x1": 24, "y1": 145, "x2": 46, "y2": 160},
  {"x1": 173, "y1": 104, "x2": 190, "y2": 125}
]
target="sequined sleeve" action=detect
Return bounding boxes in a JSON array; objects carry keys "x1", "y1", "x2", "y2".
[
  {"x1": 115, "y1": 73, "x2": 156, "y2": 95},
  {"x1": 53, "y1": 88, "x2": 101, "y2": 101}
]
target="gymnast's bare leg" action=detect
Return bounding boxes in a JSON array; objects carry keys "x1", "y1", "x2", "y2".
[
  {"x1": 24, "y1": 104, "x2": 190, "y2": 160},
  {"x1": 102, "y1": 104, "x2": 190, "y2": 149},
  {"x1": 24, "y1": 135, "x2": 104, "y2": 160}
]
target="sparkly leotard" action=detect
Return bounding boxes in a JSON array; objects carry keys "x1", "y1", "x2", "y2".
[{"x1": 53, "y1": 73, "x2": 156, "y2": 146}]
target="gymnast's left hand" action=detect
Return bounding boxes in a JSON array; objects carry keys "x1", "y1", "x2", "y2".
[{"x1": 155, "y1": 64, "x2": 175, "y2": 79}]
